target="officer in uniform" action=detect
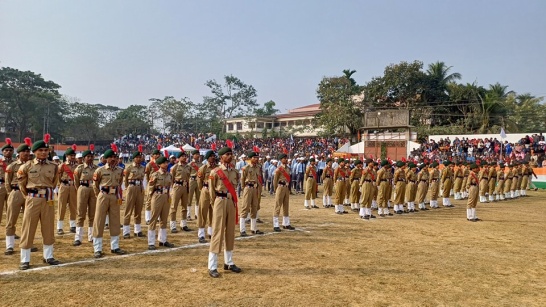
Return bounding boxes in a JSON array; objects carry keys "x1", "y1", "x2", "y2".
[
  {"x1": 57, "y1": 146, "x2": 78, "y2": 235},
  {"x1": 466, "y1": 164, "x2": 480, "y2": 221},
  {"x1": 504, "y1": 163, "x2": 514, "y2": 199},
  {"x1": 188, "y1": 150, "x2": 202, "y2": 220},
  {"x1": 239, "y1": 152, "x2": 263, "y2": 236},
  {"x1": 440, "y1": 161, "x2": 454, "y2": 207},
  {"x1": 349, "y1": 160, "x2": 363, "y2": 212},
  {"x1": 416, "y1": 162, "x2": 430, "y2": 211},
  {"x1": 321, "y1": 158, "x2": 334, "y2": 208},
  {"x1": 207, "y1": 147, "x2": 242, "y2": 278},
  {"x1": 488, "y1": 162, "x2": 497, "y2": 202},
  {"x1": 197, "y1": 151, "x2": 216, "y2": 243},
  {"x1": 17, "y1": 135, "x2": 60, "y2": 270},
  {"x1": 303, "y1": 157, "x2": 319, "y2": 210},
  {"x1": 122, "y1": 149, "x2": 146, "y2": 239},
  {"x1": 1, "y1": 138, "x2": 16, "y2": 228},
  {"x1": 478, "y1": 162, "x2": 490, "y2": 203},
  {"x1": 73, "y1": 146, "x2": 97, "y2": 246},
  {"x1": 453, "y1": 162, "x2": 464, "y2": 200},
  {"x1": 92, "y1": 146, "x2": 125, "y2": 258},
  {"x1": 359, "y1": 159, "x2": 376, "y2": 219},
  {"x1": 404, "y1": 163, "x2": 418, "y2": 213},
  {"x1": 147, "y1": 156, "x2": 174, "y2": 249},
  {"x1": 495, "y1": 163, "x2": 506, "y2": 201},
  {"x1": 4, "y1": 140, "x2": 33, "y2": 255},
  {"x1": 333, "y1": 159, "x2": 348, "y2": 214},
  {"x1": 343, "y1": 161, "x2": 351, "y2": 206},
  {"x1": 169, "y1": 151, "x2": 192, "y2": 233},
  {"x1": 144, "y1": 149, "x2": 161, "y2": 224},
  {"x1": 272, "y1": 153, "x2": 294, "y2": 231},
  {"x1": 429, "y1": 162, "x2": 440, "y2": 209},
  {"x1": 393, "y1": 161, "x2": 407, "y2": 214},
  {"x1": 514, "y1": 163, "x2": 523, "y2": 198},
  {"x1": 376, "y1": 160, "x2": 393, "y2": 217}
]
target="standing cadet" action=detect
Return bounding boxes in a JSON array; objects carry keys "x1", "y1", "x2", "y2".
[
  {"x1": 73, "y1": 146, "x2": 97, "y2": 246},
  {"x1": 504, "y1": 163, "x2": 514, "y2": 199},
  {"x1": 376, "y1": 160, "x2": 393, "y2": 217},
  {"x1": 169, "y1": 151, "x2": 192, "y2": 233},
  {"x1": 57, "y1": 145, "x2": 78, "y2": 235},
  {"x1": 461, "y1": 162, "x2": 470, "y2": 199},
  {"x1": 321, "y1": 158, "x2": 334, "y2": 208},
  {"x1": 147, "y1": 156, "x2": 174, "y2": 249},
  {"x1": 207, "y1": 147, "x2": 242, "y2": 278},
  {"x1": 514, "y1": 163, "x2": 523, "y2": 198},
  {"x1": 416, "y1": 163, "x2": 430, "y2": 211},
  {"x1": 144, "y1": 148, "x2": 161, "y2": 224},
  {"x1": 429, "y1": 162, "x2": 441, "y2": 209},
  {"x1": 273, "y1": 153, "x2": 294, "y2": 231},
  {"x1": 303, "y1": 158, "x2": 319, "y2": 210},
  {"x1": 488, "y1": 162, "x2": 497, "y2": 202},
  {"x1": 343, "y1": 161, "x2": 351, "y2": 206},
  {"x1": 4, "y1": 140, "x2": 33, "y2": 255},
  {"x1": 453, "y1": 162, "x2": 464, "y2": 200},
  {"x1": 478, "y1": 162, "x2": 490, "y2": 203},
  {"x1": 92, "y1": 146, "x2": 125, "y2": 258},
  {"x1": 405, "y1": 163, "x2": 418, "y2": 213},
  {"x1": 349, "y1": 160, "x2": 363, "y2": 212},
  {"x1": 188, "y1": 150, "x2": 202, "y2": 220},
  {"x1": 359, "y1": 159, "x2": 376, "y2": 219},
  {"x1": 440, "y1": 161, "x2": 454, "y2": 207},
  {"x1": 392, "y1": 161, "x2": 407, "y2": 214},
  {"x1": 495, "y1": 163, "x2": 506, "y2": 201},
  {"x1": 333, "y1": 159, "x2": 348, "y2": 214},
  {"x1": 239, "y1": 152, "x2": 263, "y2": 236},
  {"x1": 466, "y1": 164, "x2": 481, "y2": 221},
  {"x1": 122, "y1": 147, "x2": 146, "y2": 239},
  {"x1": 17, "y1": 135, "x2": 60, "y2": 270},
  {"x1": 1, "y1": 138, "x2": 16, "y2": 226},
  {"x1": 385, "y1": 161, "x2": 394, "y2": 211},
  {"x1": 197, "y1": 151, "x2": 216, "y2": 243}
]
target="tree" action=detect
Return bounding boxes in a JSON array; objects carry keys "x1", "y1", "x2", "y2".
[
  {"x1": 426, "y1": 61, "x2": 462, "y2": 91},
  {"x1": 149, "y1": 96, "x2": 195, "y2": 133},
  {"x1": 254, "y1": 100, "x2": 279, "y2": 117},
  {"x1": 505, "y1": 93, "x2": 546, "y2": 132},
  {"x1": 0, "y1": 67, "x2": 62, "y2": 141},
  {"x1": 316, "y1": 69, "x2": 364, "y2": 136},
  {"x1": 203, "y1": 75, "x2": 258, "y2": 134},
  {"x1": 102, "y1": 104, "x2": 151, "y2": 136},
  {"x1": 64, "y1": 96, "x2": 101, "y2": 143}
]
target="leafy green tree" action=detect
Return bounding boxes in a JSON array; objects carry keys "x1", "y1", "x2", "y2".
[
  {"x1": 64, "y1": 97, "x2": 101, "y2": 143},
  {"x1": 102, "y1": 104, "x2": 151, "y2": 136},
  {"x1": 254, "y1": 100, "x2": 279, "y2": 117},
  {"x1": 149, "y1": 96, "x2": 195, "y2": 132}
]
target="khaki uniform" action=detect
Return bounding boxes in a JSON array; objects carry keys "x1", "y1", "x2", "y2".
[
  {"x1": 495, "y1": 169, "x2": 505, "y2": 200},
  {"x1": 453, "y1": 167, "x2": 464, "y2": 196},
  {"x1": 188, "y1": 160, "x2": 202, "y2": 219},
  {"x1": 429, "y1": 168, "x2": 440, "y2": 208},
  {"x1": 17, "y1": 159, "x2": 58, "y2": 259},
  {"x1": 169, "y1": 162, "x2": 191, "y2": 229},
  {"x1": 5, "y1": 160, "x2": 26, "y2": 252},
  {"x1": 147, "y1": 169, "x2": 172, "y2": 245},
  {"x1": 144, "y1": 161, "x2": 159, "y2": 221},
  {"x1": 92, "y1": 164, "x2": 123, "y2": 252},
  {"x1": 304, "y1": 164, "x2": 317, "y2": 202},
  {"x1": 393, "y1": 168, "x2": 406, "y2": 206},
  {"x1": 321, "y1": 166, "x2": 334, "y2": 196},
  {"x1": 0, "y1": 158, "x2": 14, "y2": 226},
  {"x1": 344, "y1": 165, "x2": 351, "y2": 203},
  {"x1": 515, "y1": 167, "x2": 523, "y2": 195},
  {"x1": 461, "y1": 168, "x2": 470, "y2": 198},
  {"x1": 375, "y1": 167, "x2": 391, "y2": 215},
  {"x1": 488, "y1": 167, "x2": 497, "y2": 200},
  {"x1": 197, "y1": 163, "x2": 215, "y2": 238},
  {"x1": 466, "y1": 170, "x2": 479, "y2": 220},
  {"x1": 404, "y1": 168, "x2": 417, "y2": 204},
  {"x1": 73, "y1": 162, "x2": 97, "y2": 242},
  {"x1": 349, "y1": 167, "x2": 362, "y2": 205},
  {"x1": 441, "y1": 167, "x2": 453, "y2": 198},
  {"x1": 333, "y1": 166, "x2": 347, "y2": 212},
  {"x1": 359, "y1": 166, "x2": 376, "y2": 218},
  {"x1": 122, "y1": 162, "x2": 145, "y2": 234},
  {"x1": 504, "y1": 168, "x2": 514, "y2": 197},
  {"x1": 57, "y1": 161, "x2": 78, "y2": 230},
  {"x1": 240, "y1": 162, "x2": 261, "y2": 232},
  {"x1": 478, "y1": 168, "x2": 489, "y2": 199},
  {"x1": 208, "y1": 163, "x2": 237, "y2": 254},
  {"x1": 416, "y1": 168, "x2": 429, "y2": 206},
  {"x1": 385, "y1": 168, "x2": 394, "y2": 206},
  {"x1": 273, "y1": 164, "x2": 291, "y2": 227}
]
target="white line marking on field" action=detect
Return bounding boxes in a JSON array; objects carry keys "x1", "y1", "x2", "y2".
[{"x1": 0, "y1": 228, "x2": 307, "y2": 276}]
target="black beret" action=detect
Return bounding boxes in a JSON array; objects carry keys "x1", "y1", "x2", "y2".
[
  {"x1": 381, "y1": 159, "x2": 388, "y2": 167},
  {"x1": 470, "y1": 163, "x2": 479, "y2": 170},
  {"x1": 354, "y1": 160, "x2": 362, "y2": 165},
  {"x1": 82, "y1": 150, "x2": 93, "y2": 157},
  {"x1": 247, "y1": 152, "x2": 258, "y2": 158},
  {"x1": 204, "y1": 151, "x2": 215, "y2": 159},
  {"x1": 152, "y1": 149, "x2": 161, "y2": 155},
  {"x1": 16, "y1": 144, "x2": 31, "y2": 153},
  {"x1": 31, "y1": 140, "x2": 48, "y2": 152},
  {"x1": 177, "y1": 151, "x2": 187, "y2": 158},
  {"x1": 277, "y1": 153, "x2": 287, "y2": 160},
  {"x1": 309, "y1": 158, "x2": 315, "y2": 162},
  {"x1": 218, "y1": 147, "x2": 232, "y2": 156},
  {"x1": 191, "y1": 150, "x2": 200, "y2": 155},
  {"x1": 103, "y1": 149, "x2": 116, "y2": 159},
  {"x1": 65, "y1": 148, "x2": 76, "y2": 156},
  {"x1": 132, "y1": 151, "x2": 142, "y2": 159},
  {"x1": 155, "y1": 156, "x2": 167, "y2": 165}
]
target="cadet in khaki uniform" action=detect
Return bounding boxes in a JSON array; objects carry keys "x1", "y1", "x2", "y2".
[
  {"x1": 520, "y1": 162, "x2": 530, "y2": 197},
  {"x1": 349, "y1": 160, "x2": 363, "y2": 212},
  {"x1": 510, "y1": 163, "x2": 520, "y2": 198},
  {"x1": 416, "y1": 163, "x2": 430, "y2": 210},
  {"x1": 440, "y1": 161, "x2": 454, "y2": 207},
  {"x1": 453, "y1": 162, "x2": 464, "y2": 200},
  {"x1": 147, "y1": 156, "x2": 174, "y2": 249},
  {"x1": 466, "y1": 164, "x2": 480, "y2": 221},
  {"x1": 393, "y1": 161, "x2": 407, "y2": 214},
  {"x1": 273, "y1": 153, "x2": 294, "y2": 231},
  {"x1": 122, "y1": 150, "x2": 146, "y2": 239},
  {"x1": 385, "y1": 162, "x2": 394, "y2": 210},
  {"x1": 321, "y1": 158, "x2": 334, "y2": 208},
  {"x1": 359, "y1": 159, "x2": 376, "y2": 219},
  {"x1": 72, "y1": 147, "x2": 97, "y2": 246},
  {"x1": 404, "y1": 163, "x2": 418, "y2": 213},
  {"x1": 197, "y1": 151, "x2": 216, "y2": 243},
  {"x1": 504, "y1": 164, "x2": 514, "y2": 199},
  {"x1": 514, "y1": 163, "x2": 523, "y2": 198},
  {"x1": 169, "y1": 151, "x2": 192, "y2": 233},
  {"x1": 495, "y1": 163, "x2": 506, "y2": 201},
  {"x1": 207, "y1": 147, "x2": 242, "y2": 278},
  {"x1": 92, "y1": 147, "x2": 125, "y2": 258},
  {"x1": 376, "y1": 160, "x2": 393, "y2": 217},
  {"x1": 333, "y1": 159, "x2": 348, "y2": 214},
  {"x1": 56, "y1": 146, "x2": 78, "y2": 235},
  {"x1": 4, "y1": 141, "x2": 32, "y2": 255},
  {"x1": 17, "y1": 136, "x2": 60, "y2": 270},
  {"x1": 188, "y1": 150, "x2": 202, "y2": 220},
  {"x1": 478, "y1": 162, "x2": 490, "y2": 203},
  {"x1": 462, "y1": 162, "x2": 471, "y2": 199},
  {"x1": 303, "y1": 158, "x2": 318, "y2": 210},
  {"x1": 488, "y1": 162, "x2": 497, "y2": 202},
  {"x1": 428, "y1": 162, "x2": 440, "y2": 208},
  {"x1": 1, "y1": 138, "x2": 16, "y2": 226},
  {"x1": 144, "y1": 149, "x2": 161, "y2": 224},
  {"x1": 239, "y1": 152, "x2": 263, "y2": 236}
]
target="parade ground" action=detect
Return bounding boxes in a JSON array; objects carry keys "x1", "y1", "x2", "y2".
[{"x1": 1, "y1": 189, "x2": 545, "y2": 306}]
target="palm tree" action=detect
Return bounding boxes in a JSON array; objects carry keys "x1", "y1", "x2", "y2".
[{"x1": 426, "y1": 61, "x2": 462, "y2": 88}]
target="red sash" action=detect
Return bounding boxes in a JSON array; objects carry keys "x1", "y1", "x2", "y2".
[
  {"x1": 338, "y1": 169, "x2": 345, "y2": 179},
  {"x1": 62, "y1": 164, "x2": 75, "y2": 180},
  {"x1": 310, "y1": 168, "x2": 317, "y2": 179},
  {"x1": 149, "y1": 161, "x2": 159, "y2": 172},
  {"x1": 470, "y1": 173, "x2": 478, "y2": 185},
  {"x1": 257, "y1": 174, "x2": 263, "y2": 186},
  {"x1": 278, "y1": 167, "x2": 291, "y2": 182},
  {"x1": 190, "y1": 162, "x2": 199, "y2": 172},
  {"x1": 216, "y1": 169, "x2": 239, "y2": 225},
  {"x1": 327, "y1": 168, "x2": 333, "y2": 178},
  {"x1": 0, "y1": 161, "x2": 6, "y2": 172}
]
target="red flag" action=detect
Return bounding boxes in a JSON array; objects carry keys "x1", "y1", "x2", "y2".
[
  {"x1": 195, "y1": 144, "x2": 200, "y2": 150},
  {"x1": 227, "y1": 139, "x2": 233, "y2": 148},
  {"x1": 253, "y1": 145, "x2": 260, "y2": 153},
  {"x1": 283, "y1": 148, "x2": 288, "y2": 154},
  {"x1": 211, "y1": 143, "x2": 217, "y2": 151}
]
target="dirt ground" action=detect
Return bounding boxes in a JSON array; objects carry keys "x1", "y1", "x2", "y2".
[{"x1": 1, "y1": 189, "x2": 545, "y2": 307}]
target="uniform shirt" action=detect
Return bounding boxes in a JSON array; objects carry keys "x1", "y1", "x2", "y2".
[
  {"x1": 430, "y1": 169, "x2": 440, "y2": 180},
  {"x1": 273, "y1": 164, "x2": 291, "y2": 190},
  {"x1": 466, "y1": 170, "x2": 479, "y2": 188},
  {"x1": 123, "y1": 161, "x2": 145, "y2": 188},
  {"x1": 5, "y1": 159, "x2": 26, "y2": 193},
  {"x1": 488, "y1": 167, "x2": 496, "y2": 181},
  {"x1": 189, "y1": 160, "x2": 202, "y2": 179},
  {"x1": 375, "y1": 167, "x2": 387, "y2": 186},
  {"x1": 349, "y1": 167, "x2": 362, "y2": 181},
  {"x1": 209, "y1": 163, "x2": 238, "y2": 198},
  {"x1": 17, "y1": 158, "x2": 59, "y2": 195},
  {"x1": 497, "y1": 169, "x2": 505, "y2": 181},
  {"x1": 0, "y1": 157, "x2": 14, "y2": 183},
  {"x1": 406, "y1": 168, "x2": 417, "y2": 182},
  {"x1": 417, "y1": 168, "x2": 430, "y2": 183},
  {"x1": 478, "y1": 168, "x2": 489, "y2": 181},
  {"x1": 197, "y1": 163, "x2": 216, "y2": 190},
  {"x1": 505, "y1": 168, "x2": 514, "y2": 179},
  {"x1": 58, "y1": 161, "x2": 78, "y2": 185},
  {"x1": 334, "y1": 165, "x2": 347, "y2": 181},
  {"x1": 322, "y1": 166, "x2": 334, "y2": 180},
  {"x1": 305, "y1": 164, "x2": 317, "y2": 181},
  {"x1": 145, "y1": 161, "x2": 159, "y2": 181},
  {"x1": 170, "y1": 162, "x2": 191, "y2": 183},
  {"x1": 359, "y1": 166, "x2": 375, "y2": 184},
  {"x1": 147, "y1": 169, "x2": 172, "y2": 195},
  {"x1": 92, "y1": 163, "x2": 123, "y2": 195},
  {"x1": 394, "y1": 168, "x2": 406, "y2": 183},
  {"x1": 74, "y1": 162, "x2": 97, "y2": 189},
  {"x1": 241, "y1": 162, "x2": 260, "y2": 185}
]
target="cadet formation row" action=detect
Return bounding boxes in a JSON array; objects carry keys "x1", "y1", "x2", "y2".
[{"x1": 0, "y1": 136, "x2": 537, "y2": 277}]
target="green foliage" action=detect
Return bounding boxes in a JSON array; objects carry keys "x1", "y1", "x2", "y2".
[{"x1": 255, "y1": 100, "x2": 279, "y2": 117}]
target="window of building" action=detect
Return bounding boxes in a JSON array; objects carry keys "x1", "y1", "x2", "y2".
[
  {"x1": 280, "y1": 122, "x2": 287, "y2": 127},
  {"x1": 248, "y1": 122, "x2": 255, "y2": 129},
  {"x1": 228, "y1": 123, "x2": 234, "y2": 131},
  {"x1": 274, "y1": 122, "x2": 280, "y2": 127},
  {"x1": 257, "y1": 122, "x2": 264, "y2": 129},
  {"x1": 296, "y1": 120, "x2": 302, "y2": 126},
  {"x1": 236, "y1": 122, "x2": 243, "y2": 130},
  {"x1": 266, "y1": 123, "x2": 272, "y2": 129}
]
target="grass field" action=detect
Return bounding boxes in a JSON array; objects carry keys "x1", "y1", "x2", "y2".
[{"x1": 1, "y1": 189, "x2": 545, "y2": 306}]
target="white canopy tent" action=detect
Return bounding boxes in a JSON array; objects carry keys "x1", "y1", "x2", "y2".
[
  {"x1": 336, "y1": 142, "x2": 351, "y2": 153},
  {"x1": 349, "y1": 141, "x2": 365, "y2": 154},
  {"x1": 181, "y1": 144, "x2": 196, "y2": 151},
  {"x1": 161, "y1": 145, "x2": 182, "y2": 153}
]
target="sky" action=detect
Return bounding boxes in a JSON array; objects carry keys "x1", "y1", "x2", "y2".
[{"x1": 1, "y1": 0, "x2": 545, "y2": 114}]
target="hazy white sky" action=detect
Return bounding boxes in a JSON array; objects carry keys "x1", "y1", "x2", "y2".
[{"x1": 2, "y1": 0, "x2": 545, "y2": 113}]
